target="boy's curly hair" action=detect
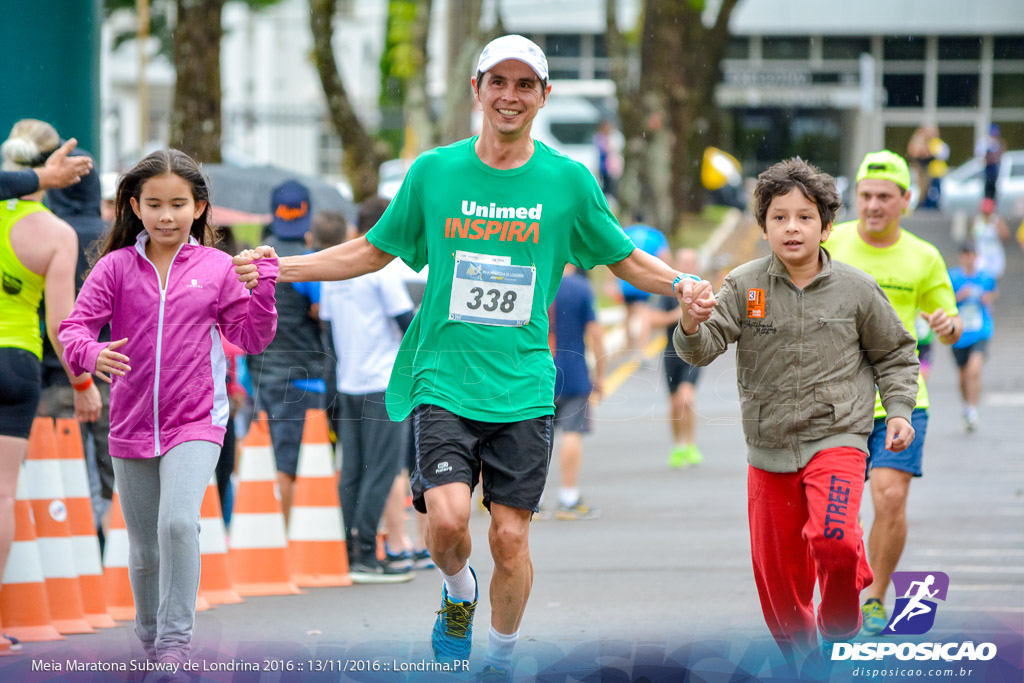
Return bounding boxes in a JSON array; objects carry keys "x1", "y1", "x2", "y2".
[{"x1": 752, "y1": 157, "x2": 842, "y2": 231}]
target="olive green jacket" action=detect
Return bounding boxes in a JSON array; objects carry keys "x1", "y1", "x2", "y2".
[{"x1": 674, "y1": 249, "x2": 919, "y2": 473}]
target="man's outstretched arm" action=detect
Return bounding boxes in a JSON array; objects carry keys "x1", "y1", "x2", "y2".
[{"x1": 234, "y1": 236, "x2": 395, "y2": 288}]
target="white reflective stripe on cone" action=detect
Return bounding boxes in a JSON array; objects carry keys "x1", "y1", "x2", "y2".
[
  {"x1": 238, "y1": 446, "x2": 276, "y2": 480},
  {"x1": 288, "y1": 507, "x2": 343, "y2": 541},
  {"x1": 2, "y1": 541, "x2": 46, "y2": 585},
  {"x1": 229, "y1": 514, "x2": 287, "y2": 549}
]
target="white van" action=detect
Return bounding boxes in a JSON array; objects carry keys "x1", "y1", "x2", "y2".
[{"x1": 530, "y1": 96, "x2": 604, "y2": 178}]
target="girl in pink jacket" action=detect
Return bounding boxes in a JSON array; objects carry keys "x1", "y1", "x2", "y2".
[{"x1": 59, "y1": 149, "x2": 277, "y2": 667}]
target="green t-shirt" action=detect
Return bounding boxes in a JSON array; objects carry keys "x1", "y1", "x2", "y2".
[
  {"x1": 825, "y1": 220, "x2": 958, "y2": 416},
  {"x1": 366, "y1": 137, "x2": 635, "y2": 422}
]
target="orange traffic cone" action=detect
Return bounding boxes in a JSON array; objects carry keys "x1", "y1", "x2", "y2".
[
  {"x1": 53, "y1": 418, "x2": 116, "y2": 629},
  {"x1": 288, "y1": 410, "x2": 351, "y2": 587},
  {"x1": 228, "y1": 415, "x2": 301, "y2": 596},
  {"x1": 0, "y1": 463, "x2": 65, "y2": 642},
  {"x1": 24, "y1": 418, "x2": 94, "y2": 635},
  {"x1": 198, "y1": 474, "x2": 243, "y2": 605},
  {"x1": 103, "y1": 487, "x2": 134, "y2": 621}
]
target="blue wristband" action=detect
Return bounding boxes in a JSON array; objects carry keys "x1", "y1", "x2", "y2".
[{"x1": 672, "y1": 273, "x2": 700, "y2": 291}]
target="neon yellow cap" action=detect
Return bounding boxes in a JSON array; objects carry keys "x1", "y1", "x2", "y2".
[{"x1": 856, "y1": 150, "x2": 911, "y2": 191}]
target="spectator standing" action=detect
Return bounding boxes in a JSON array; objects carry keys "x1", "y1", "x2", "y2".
[
  {"x1": 592, "y1": 120, "x2": 623, "y2": 198},
  {"x1": 247, "y1": 180, "x2": 325, "y2": 525},
  {"x1": 974, "y1": 124, "x2": 1005, "y2": 202},
  {"x1": 319, "y1": 202, "x2": 415, "y2": 583}
]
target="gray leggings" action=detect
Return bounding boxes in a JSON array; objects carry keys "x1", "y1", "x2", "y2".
[{"x1": 111, "y1": 441, "x2": 219, "y2": 662}]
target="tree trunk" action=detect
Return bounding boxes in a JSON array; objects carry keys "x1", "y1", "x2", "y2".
[
  {"x1": 608, "y1": 0, "x2": 740, "y2": 235},
  {"x1": 439, "y1": 0, "x2": 482, "y2": 144},
  {"x1": 309, "y1": 0, "x2": 389, "y2": 201},
  {"x1": 404, "y1": 0, "x2": 435, "y2": 155},
  {"x1": 169, "y1": 0, "x2": 224, "y2": 162}
]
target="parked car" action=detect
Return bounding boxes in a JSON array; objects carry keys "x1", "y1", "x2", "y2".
[
  {"x1": 939, "y1": 150, "x2": 1024, "y2": 217},
  {"x1": 377, "y1": 158, "x2": 413, "y2": 201},
  {"x1": 530, "y1": 96, "x2": 604, "y2": 177}
]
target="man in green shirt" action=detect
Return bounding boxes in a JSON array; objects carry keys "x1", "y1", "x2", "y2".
[
  {"x1": 235, "y1": 34, "x2": 710, "y2": 680},
  {"x1": 825, "y1": 150, "x2": 961, "y2": 636}
]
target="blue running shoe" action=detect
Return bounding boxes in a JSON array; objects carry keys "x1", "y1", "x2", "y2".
[{"x1": 431, "y1": 566, "x2": 478, "y2": 662}]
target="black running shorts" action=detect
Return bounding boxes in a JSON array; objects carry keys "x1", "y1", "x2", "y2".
[
  {"x1": 0, "y1": 347, "x2": 42, "y2": 438},
  {"x1": 410, "y1": 404, "x2": 553, "y2": 514}
]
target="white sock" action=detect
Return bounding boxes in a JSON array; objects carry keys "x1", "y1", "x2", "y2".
[
  {"x1": 558, "y1": 487, "x2": 579, "y2": 507},
  {"x1": 484, "y1": 627, "x2": 518, "y2": 670},
  {"x1": 439, "y1": 564, "x2": 476, "y2": 603}
]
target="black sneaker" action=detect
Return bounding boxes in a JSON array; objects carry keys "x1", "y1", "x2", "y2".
[
  {"x1": 385, "y1": 550, "x2": 414, "y2": 572},
  {"x1": 349, "y1": 558, "x2": 414, "y2": 584},
  {"x1": 411, "y1": 548, "x2": 436, "y2": 570}
]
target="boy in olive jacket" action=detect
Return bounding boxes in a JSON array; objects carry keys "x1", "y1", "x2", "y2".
[{"x1": 673, "y1": 158, "x2": 919, "y2": 659}]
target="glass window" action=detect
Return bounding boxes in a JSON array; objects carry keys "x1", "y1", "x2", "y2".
[
  {"x1": 937, "y1": 73, "x2": 979, "y2": 108},
  {"x1": 548, "y1": 66, "x2": 580, "y2": 80},
  {"x1": 994, "y1": 36, "x2": 1024, "y2": 60},
  {"x1": 993, "y1": 73, "x2": 1024, "y2": 108},
  {"x1": 884, "y1": 37, "x2": 925, "y2": 61},
  {"x1": 593, "y1": 33, "x2": 607, "y2": 59},
  {"x1": 762, "y1": 37, "x2": 810, "y2": 60},
  {"x1": 725, "y1": 37, "x2": 749, "y2": 59},
  {"x1": 822, "y1": 37, "x2": 870, "y2": 60},
  {"x1": 545, "y1": 34, "x2": 581, "y2": 58},
  {"x1": 938, "y1": 37, "x2": 981, "y2": 61},
  {"x1": 883, "y1": 74, "x2": 924, "y2": 108}
]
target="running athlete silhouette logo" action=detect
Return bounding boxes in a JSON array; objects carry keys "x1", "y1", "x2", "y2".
[{"x1": 884, "y1": 571, "x2": 949, "y2": 635}]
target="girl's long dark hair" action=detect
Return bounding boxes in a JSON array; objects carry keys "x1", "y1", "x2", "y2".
[{"x1": 91, "y1": 149, "x2": 215, "y2": 266}]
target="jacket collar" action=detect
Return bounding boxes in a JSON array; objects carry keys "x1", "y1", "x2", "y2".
[
  {"x1": 766, "y1": 246, "x2": 833, "y2": 287},
  {"x1": 134, "y1": 231, "x2": 200, "y2": 259}
]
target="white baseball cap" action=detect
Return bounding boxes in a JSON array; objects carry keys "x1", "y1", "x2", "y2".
[{"x1": 477, "y1": 35, "x2": 549, "y2": 81}]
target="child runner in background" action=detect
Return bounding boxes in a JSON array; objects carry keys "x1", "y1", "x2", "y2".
[
  {"x1": 673, "y1": 158, "x2": 920, "y2": 665},
  {"x1": 59, "y1": 149, "x2": 278, "y2": 668}
]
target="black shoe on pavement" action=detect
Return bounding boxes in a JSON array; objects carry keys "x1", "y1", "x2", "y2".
[{"x1": 349, "y1": 558, "x2": 414, "y2": 584}]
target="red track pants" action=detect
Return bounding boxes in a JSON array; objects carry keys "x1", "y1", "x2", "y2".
[{"x1": 747, "y1": 447, "x2": 874, "y2": 655}]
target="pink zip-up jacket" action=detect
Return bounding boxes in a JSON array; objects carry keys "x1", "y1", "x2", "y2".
[{"x1": 59, "y1": 234, "x2": 278, "y2": 459}]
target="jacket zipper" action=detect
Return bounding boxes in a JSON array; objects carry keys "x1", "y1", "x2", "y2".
[
  {"x1": 819, "y1": 317, "x2": 855, "y2": 325},
  {"x1": 143, "y1": 245, "x2": 185, "y2": 457}
]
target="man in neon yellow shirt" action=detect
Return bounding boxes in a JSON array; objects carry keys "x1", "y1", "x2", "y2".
[
  {"x1": 825, "y1": 150, "x2": 961, "y2": 636},
  {"x1": 234, "y1": 35, "x2": 712, "y2": 680}
]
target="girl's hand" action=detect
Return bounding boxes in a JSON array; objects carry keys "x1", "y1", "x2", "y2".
[
  {"x1": 96, "y1": 337, "x2": 131, "y2": 382},
  {"x1": 73, "y1": 382, "x2": 102, "y2": 423},
  {"x1": 233, "y1": 246, "x2": 278, "y2": 290}
]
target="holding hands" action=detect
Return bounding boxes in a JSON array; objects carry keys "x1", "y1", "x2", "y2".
[
  {"x1": 96, "y1": 337, "x2": 131, "y2": 383},
  {"x1": 233, "y1": 245, "x2": 278, "y2": 290},
  {"x1": 676, "y1": 277, "x2": 716, "y2": 335}
]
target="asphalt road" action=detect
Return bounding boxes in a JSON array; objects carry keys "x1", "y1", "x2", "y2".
[{"x1": 2, "y1": 211, "x2": 1021, "y2": 683}]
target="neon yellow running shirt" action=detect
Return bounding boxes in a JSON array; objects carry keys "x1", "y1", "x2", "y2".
[
  {"x1": 0, "y1": 198, "x2": 49, "y2": 359},
  {"x1": 826, "y1": 220, "x2": 958, "y2": 416},
  {"x1": 366, "y1": 137, "x2": 635, "y2": 422}
]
